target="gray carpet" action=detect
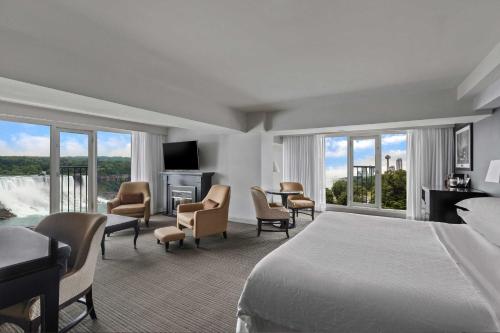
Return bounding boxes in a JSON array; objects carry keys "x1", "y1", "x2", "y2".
[{"x1": 2, "y1": 215, "x2": 311, "y2": 333}]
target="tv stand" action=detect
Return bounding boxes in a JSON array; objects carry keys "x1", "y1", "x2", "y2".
[{"x1": 160, "y1": 171, "x2": 214, "y2": 216}]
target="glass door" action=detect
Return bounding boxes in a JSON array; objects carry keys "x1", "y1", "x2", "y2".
[
  {"x1": 349, "y1": 136, "x2": 381, "y2": 207},
  {"x1": 55, "y1": 129, "x2": 95, "y2": 212}
]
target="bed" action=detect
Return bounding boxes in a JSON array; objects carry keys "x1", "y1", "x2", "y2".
[{"x1": 237, "y1": 199, "x2": 500, "y2": 333}]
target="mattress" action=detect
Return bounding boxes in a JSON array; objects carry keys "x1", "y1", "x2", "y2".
[{"x1": 236, "y1": 212, "x2": 500, "y2": 332}]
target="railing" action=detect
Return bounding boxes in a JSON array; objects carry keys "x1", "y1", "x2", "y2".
[
  {"x1": 352, "y1": 165, "x2": 375, "y2": 204},
  {"x1": 60, "y1": 166, "x2": 88, "y2": 212}
]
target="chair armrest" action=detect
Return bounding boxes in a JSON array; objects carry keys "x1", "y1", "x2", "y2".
[
  {"x1": 269, "y1": 202, "x2": 282, "y2": 208},
  {"x1": 107, "y1": 198, "x2": 120, "y2": 213},
  {"x1": 193, "y1": 207, "x2": 228, "y2": 236},
  {"x1": 177, "y1": 202, "x2": 204, "y2": 213}
]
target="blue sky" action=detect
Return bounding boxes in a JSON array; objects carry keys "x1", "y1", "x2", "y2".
[
  {"x1": 0, "y1": 120, "x2": 131, "y2": 157},
  {"x1": 325, "y1": 134, "x2": 406, "y2": 186}
]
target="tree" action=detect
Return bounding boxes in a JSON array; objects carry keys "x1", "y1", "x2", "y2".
[
  {"x1": 332, "y1": 179, "x2": 348, "y2": 205},
  {"x1": 381, "y1": 169, "x2": 406, "y2": 210}
]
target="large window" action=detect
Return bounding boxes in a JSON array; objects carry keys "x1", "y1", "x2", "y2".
[
  {"x1": 96, "y1": 131, "x2": 132, "y2": 213},
  {"x1": 0, "y1": 120, "x2": 51, "y2": 226},
  {"x1": 325, "y1": 132, "x2": 407, "y2": 211}
]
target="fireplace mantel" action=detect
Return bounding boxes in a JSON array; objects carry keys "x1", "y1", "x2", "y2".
[{"x1": 160, "y1": 171, "x2": 214, "y2": 216}]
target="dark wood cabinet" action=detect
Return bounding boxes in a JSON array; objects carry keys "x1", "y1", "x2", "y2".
[
  {"x1": 421, "y1": 186, "x2": 488, "y2": 223},
  {"x1": 160, "y1": 171, "x2": 214, "y2": 216}
]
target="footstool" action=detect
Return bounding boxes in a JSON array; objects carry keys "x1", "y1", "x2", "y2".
[{"x1": 154, "y1": 226, "x2": 185, "y2": 252}]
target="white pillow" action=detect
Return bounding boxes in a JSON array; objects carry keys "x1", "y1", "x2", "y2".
[{"x1": 456, "y1": 197, "x2": 500, "y2": 247}]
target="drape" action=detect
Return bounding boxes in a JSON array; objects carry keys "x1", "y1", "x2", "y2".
[
  {"x1": 283, "y1": 135, "x2": 326, "y2": 211},
  {"x1": 131, "y1": 131, "x2": 167, "y2": 214},
  {"x1": 406, "y1": 127, "x2": 454, "y2": 220}
]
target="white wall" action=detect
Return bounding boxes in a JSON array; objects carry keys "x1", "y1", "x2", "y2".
[{"x1": 167, "y1": 128, "x2": 265, "y2": 223}]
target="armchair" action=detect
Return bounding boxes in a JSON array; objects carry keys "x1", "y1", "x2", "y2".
[
  {"x1": 107, "y1": 181, "x2": 151, "y2": 226},
  {"x1": 176, "y1": 185, "x2": 230, "y2": 247},
  {"x1": 250, "y1": 186, "x2": 290, "y2": 238},
  {"x1": 280, "y1": 182, "x2": 315, "y2": 224}
]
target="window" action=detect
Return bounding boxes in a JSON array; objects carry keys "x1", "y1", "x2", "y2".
[
  {"x1": 325, "y1": 136, "x2": 348, "y2": 205},
  {"x1": 325, "y1": 132, "x2": 407, "y2": 211},
  {"x1": 381, "y1": 133, "x2": 407, "y2": 210},
  {"x1": 96, "y1": 131, "x2": 132, "y2": 213},
  {"x1": 0, "y1": 120, "x2": 51, "y2": 226}
]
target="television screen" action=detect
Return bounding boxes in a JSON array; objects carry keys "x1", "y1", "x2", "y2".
[{"x1": 163, "y1": 141, "x2": 199, "y2": 170}]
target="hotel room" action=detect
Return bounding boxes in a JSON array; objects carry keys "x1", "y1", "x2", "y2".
[{"x1": 1, "y1": 1, "x2": 500, "y2": 332}]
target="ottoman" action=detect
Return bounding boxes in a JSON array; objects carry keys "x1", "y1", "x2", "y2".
[{"x1": 154, "y1": 226, "x2": 185, "y2": 252}]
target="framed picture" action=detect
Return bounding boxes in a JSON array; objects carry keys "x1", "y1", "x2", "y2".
[{"x1": 455, "y1": 123, "x2": 473, "y2": 171}]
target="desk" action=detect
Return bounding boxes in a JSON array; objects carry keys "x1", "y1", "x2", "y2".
[
  {"x1": 0, "y1": 227, "x2": 71, "y2": 332},
  {"x1": 421, "y1": 186, "x2": 488, "y2": 223}
]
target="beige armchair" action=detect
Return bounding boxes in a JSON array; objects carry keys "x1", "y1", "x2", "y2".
[
  {"x1": 280, "y1": 182, "x2": 315, "y2": 224},
  {"x1": 176, "y1": 185, "x2": 230, "y2": 247},
  {"x1": 107, "y1": 181, "x2": 151, "y2": 226},
  {"x1": 0, "y1": 213, "x2": 107, "y2": 333},
  {"x1": 251, "y1": 186, "x2": 290, "y2": 238}
]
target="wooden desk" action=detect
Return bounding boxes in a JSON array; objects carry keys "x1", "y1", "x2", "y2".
[
  {"x1": 421, "y1": 186, "x2": 488, "y2": 223},
  {"x1": 0, "y1": 227, "x2": 71, "y2": 332}
]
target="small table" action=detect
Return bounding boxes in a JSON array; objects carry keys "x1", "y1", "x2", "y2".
[
  {"x1": 0, "y1": 227, "x2": 71, "y2": 332},
  {"x1": 101, "y1": 214, "x2": 139, "y2": 258},
  {"x1": 265, "y1": 189, "x2": 303, "y2": 208}
]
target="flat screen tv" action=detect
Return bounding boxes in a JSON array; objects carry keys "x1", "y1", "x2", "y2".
[{"x1": 163, "y1": 141, "x2": 199, "y2": 170}]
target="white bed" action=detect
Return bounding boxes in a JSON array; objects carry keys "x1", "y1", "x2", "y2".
[{"x1": 237, "y1": 211, "x2": 500, "y2": 333}]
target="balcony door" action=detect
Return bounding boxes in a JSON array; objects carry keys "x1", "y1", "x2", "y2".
[
  {"x1": 52, "y1": 129, "x2": 96, "y2": 213},
  {"x1": 349, "y1": 136, "x2": 381, "y2": 208}
]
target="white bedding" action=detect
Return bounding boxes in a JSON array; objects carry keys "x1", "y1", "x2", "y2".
[{"x1": 237, "y1": 212, "x2": 500, "y2": 332}]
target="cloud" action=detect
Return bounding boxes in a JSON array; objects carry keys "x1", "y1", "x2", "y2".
[
  {"x1": 61, "y1": 138, "x2": 88, "y2": 156},
  {"x1": 0, "y1": 133, "x2": 50, "y2": 156},
  {"x1": 325, "y1": 165, "x2": 348, "y2": 186},
  {"x1": 98, "y1": 136, "x2": 131, "y2": 157},
  {"x1": 325, "y1": 138, "x2": 347, "y2": 158},
  {"x1": 382, "y1": 134, "x2": 406, "y2": 145}
]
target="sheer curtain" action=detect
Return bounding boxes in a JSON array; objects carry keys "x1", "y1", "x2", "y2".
[
  {"x1": 131, "y1": 131, "x2": 167, "y2": 214},
  {"x1": 406, "y1": 127, "x2": 454, "y2": 220},
  {"x1": 283, "y1": 135, "x2": 326, "y2": 211}
]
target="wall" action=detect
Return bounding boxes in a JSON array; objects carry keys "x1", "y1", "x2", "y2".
[
  {"x1": 167, "y1": 128, "x2": 265, "y2": 223},
  {"x1": 470, "y1": 109, "x2": 500, "y2": 196}
]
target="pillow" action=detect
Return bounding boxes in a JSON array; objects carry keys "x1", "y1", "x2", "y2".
[
  {"x1": 203, "y1": 199, "x2": 219, "y2": 210},
  {"x1": 456, "y1": 197, "x2": 500, "y2": 247},
  {"x1": 120, "y1": 193, "x2": 143, "y2": 204}
]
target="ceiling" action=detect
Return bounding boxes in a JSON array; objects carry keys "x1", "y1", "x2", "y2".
[{"x1": 1, "y1": 0, "x2": 500, "y2": 130}]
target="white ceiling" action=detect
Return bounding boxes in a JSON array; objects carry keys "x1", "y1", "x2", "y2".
[{"x1": 1, "y1": 0, "x2": 500, "y2": 130}]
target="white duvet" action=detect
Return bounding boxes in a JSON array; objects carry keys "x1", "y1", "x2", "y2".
[{"x1": 237, "y1": 212, "x2": 499, "y2": 332}]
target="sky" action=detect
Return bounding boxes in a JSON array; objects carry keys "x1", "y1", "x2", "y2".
[
  {"x1": 0, "y1": 120, "x2": 131, "y2": 157},
  {"x1": 325, "y1": 133, "x2": 406, "y2": 187}
]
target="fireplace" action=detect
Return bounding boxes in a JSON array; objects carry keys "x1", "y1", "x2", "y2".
[
  {"x1": 161, "y1": 171, "x2": 214, "y2": 216},
  {"x1": 169, "y1": 185, "x2": 196, "y2": 216}
]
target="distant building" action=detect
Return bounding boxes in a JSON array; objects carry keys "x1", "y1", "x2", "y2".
[
  {"x1": 389, "y1": 166, "x2": 395, "y2": 171},
  {"x1": 396, "y1": 158, "x2": 403, "y2": 170}
]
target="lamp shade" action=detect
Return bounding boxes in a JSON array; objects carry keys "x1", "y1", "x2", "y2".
[{"x1": 485, "y1": 160, "x2": 500, "y2": 183}]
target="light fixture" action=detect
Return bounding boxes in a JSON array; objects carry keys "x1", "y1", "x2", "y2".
[{"x1": 485, "y1": 160, "x2": 500, "y2": 183}]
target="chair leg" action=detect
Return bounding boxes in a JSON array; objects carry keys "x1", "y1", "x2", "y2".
[
  {"x1": 179, "y1": 239, "x2": 183, "y2": 247},
  {"x1": 284, "y1": 219, "x2": 289, "y2": 239},
  {"x1": 311, "y1": 208, "x2": 315, "y2": 220},
  {"x1": 257, "y1": 219, "x2": 262, "y2": 236},
  {"x1": 292, "y1": 210, "x2": 296, "y2": 226},
  {"x1": 157, "y1": 239, "x2": 160, "y2": 245},
  {"x1": 195, "y1": 238, "x2": 200, "y2": 247},
  {"x1": 165, "y1": 242, "x2": 169, "y2": 252},
  {"x1": 223, "y1": 231, "x2": 227, "y2": 239},
  {"x1": 86, "y1": 286, "x2": 97, "y2": 320}
]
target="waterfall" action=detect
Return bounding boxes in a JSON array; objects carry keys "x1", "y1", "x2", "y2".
[
  {"x1": 0, "y1": 175, "x2": 100, "y2": 218},
  {"x1": 0, "y1": 175, "x2": 50, "y2": 217}
]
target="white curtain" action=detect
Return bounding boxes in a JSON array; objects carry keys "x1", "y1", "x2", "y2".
[
  {"x1": 406, "y1": 127, "x2": 454, "y2": 220},
  {"x1": 131, "y1": 131, "x2": 167, "y2": 214},
  {"x1": 283, "y1": 135, "x2": 326, "y2": 211}
]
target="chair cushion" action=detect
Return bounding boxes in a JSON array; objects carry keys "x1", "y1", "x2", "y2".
[
  {"x1": 111, "y1": 203, "x2": 146, "y2": 215},
  {"x1": 203, "y1": 199, "x2": 219, "y2": 210},
  {"x1": 154, "y1": 226, "x2": 185, "y2": 242},
  {"x1": 177, "y1": 212, "x2": 195, "y2": 226},
  {"x1": 120, "y1": 193, "x2": 143, "y2": 204},
  {"x1": 289, "y1": 199, "x2": 314, "y2": 209}
]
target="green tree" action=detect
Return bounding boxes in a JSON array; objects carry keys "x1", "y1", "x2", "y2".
[
  {"x1": 332, "y1": 179, "x2": 348, "y2": 205},
  {"x1": 381, "y1": 169, "x2": 406, "y2": 210}
]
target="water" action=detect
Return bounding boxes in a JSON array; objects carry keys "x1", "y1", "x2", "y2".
[{"x1": 0, "y1": 175, "x2": 108, "y2": 227}]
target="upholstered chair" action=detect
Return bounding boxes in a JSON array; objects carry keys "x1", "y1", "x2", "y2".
[
  {"x1": 280, "y1": 182, "x2": 315, "y2": 224},
  {"x1": 0, "y1": 213, "x2": 107, "y2": 333},
  {"x1": 176, "y1": 185, "x2": 230, "y2": 247},
  {"x1": 107, "y1": 181, "x2": 151, "y2": 226},
  {"x1": 250, "y1": 186, "x2": 290, "y2": 238}
]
